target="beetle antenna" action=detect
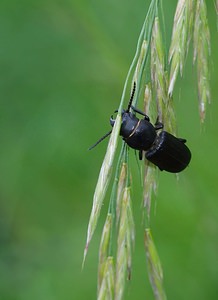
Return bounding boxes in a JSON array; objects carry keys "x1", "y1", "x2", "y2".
[
  {"x1": 127, "y1": 82, "x2": 136, "y2": 112},
  {"x1": 88, "y1": 130, "x2": 112, "y2": 150}
]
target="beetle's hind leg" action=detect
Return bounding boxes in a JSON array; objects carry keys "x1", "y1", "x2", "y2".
[
  {"x1": 154, "y1": 117, "x2": 163, "y2": 130},
  {"x1": 178, "y1": 138, "x2": 187, "y2": 143}
]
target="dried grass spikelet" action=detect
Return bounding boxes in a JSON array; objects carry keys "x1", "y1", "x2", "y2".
[
  {"x1": 168, "y1": 0, "x2": 195, "y2": 97},
  {"x1": 193, "y1": 0, "x2": 211, "y2": 122},
  {"x1": 126, "y1": 188, "x2": 135, "y2": 280},
  {"x1": 143, "y1": 160, "x2": 158, "y2": 225},
  {"x1": 151, "y1": 17, "x2": 176, "y2": 135},
  {"x1": 98, "y1": 214, "x2": 113, "y2": 293},
  {"x1": 143, "y1": 85, "x2": 158, "y2": 224},
  {"x1": 151, "y1": 17, "x2": 167, "y2": 123},
  {"x1": 97, "y1": 156, "x2": 135, "y2": 300},
  {"x1": 144, "y1": 228, "x2": 167, "y2": 300},
  {"x1": 133, "y1": 39, "x2": 148, "y2": 85},
  {"x1": 116, "y1": 163, "x2": 127, "y2": 227},
  {"x1": 83, "y1": 114, "x2": 122, "y2": 266},
  {"x1": 98, "y1": 256, "x2": 115, "y2": 300},
  {"x1": 144, "y1": 83, "x2": 154, "y2": 120},
  {"x1": 115, "y1": 186, "x2": 134, "y2": 300}
]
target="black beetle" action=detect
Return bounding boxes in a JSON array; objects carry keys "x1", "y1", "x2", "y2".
[{"x1": 89, "y1": 83, "x2": 191, "y2": 173}]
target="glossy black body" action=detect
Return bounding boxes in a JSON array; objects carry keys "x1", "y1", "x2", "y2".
[
  {"x1": 90, "y1": 82, "x2": 191, "y2": 173},
  {"x1": 120, "y1": 112, "x2": 156, "y2": 150},
  {"x1": 145, "y1": 131, "x2": 191, "y2": 173},
  {"x1": 116, "y1": 109, "x2": 191, "y2": 173}
]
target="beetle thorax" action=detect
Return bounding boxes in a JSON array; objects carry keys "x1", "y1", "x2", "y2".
[
  {"x1": 120, "y1": 112, "x2": 157, "y2": 151},
  {"x1": 120, "y1": 112, "x2": 139, "y2": 138}
]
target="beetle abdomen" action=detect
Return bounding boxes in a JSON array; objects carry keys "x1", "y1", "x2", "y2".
[{"x1": 146, "y1": 131, "x2": 191, "y2": 173}]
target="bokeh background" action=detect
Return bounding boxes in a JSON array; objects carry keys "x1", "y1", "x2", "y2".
[{"x1": 0, "y1": 1, "x2": 218, "y2": 299}]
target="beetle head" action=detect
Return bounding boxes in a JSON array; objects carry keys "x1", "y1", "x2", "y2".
[
  {"x1": 120, "y1": 111, "x2": 139, "y2": 138},
  {"x1": 89, "y1": 82, "x2": 136, "y2": 150}
]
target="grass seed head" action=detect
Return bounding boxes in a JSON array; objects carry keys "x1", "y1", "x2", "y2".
[
  {"x1": 98, "y1": 257, "x2": 115, "y2": 300},
  {"x1": 193, "y1": 0, "x2": 211, "y2": 122},
  {"x1": 144, "y1": 229, "x2": 167, "y2": 300},
  {"x1": 98, "y1": 214, "x2": 113, "y2": 292},
  {"x1": 83, "y1": 114, "x2": 122, "y2": 266},
  {"x1": 168, "y1": 0, "x2": 195, "y2": 96}
]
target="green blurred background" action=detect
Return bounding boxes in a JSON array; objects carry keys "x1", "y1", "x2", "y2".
[{"x1": 0, "y1": 1, "x2": 218, "y2": 299}]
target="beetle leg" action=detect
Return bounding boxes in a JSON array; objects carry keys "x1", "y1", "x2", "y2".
[
  {"x1": 139, "y1": 150, "x2": 143, "y2": 160},
  {"x1": 154, "y1": 122, "x2": 163, "y2": 130},
  {"x1": 110, "y1": 115, "x2": 115, "y2": 126},
  {"x1": 178, "y1": 138, "x2": 187, "y2": 143},
  {"x1": 131, "y1": 106, "x2": 150, "y2": 121},
  {"x1": 154, "y1": 117, "x2": 163, "y2": 130}
]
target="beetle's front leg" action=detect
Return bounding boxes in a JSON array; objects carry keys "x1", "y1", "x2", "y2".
[{"x1": 131, "y1": 106, "x2": 150, "y2": 121}]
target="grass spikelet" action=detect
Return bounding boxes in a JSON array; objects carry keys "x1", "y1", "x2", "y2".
[
  {"x1": 98, "y1": 214, "x2": 113, "y2": 293},
  {"x1": 97, "y1": 147, "x2": 128, "y2": 298},
  {"x1": 143, "y1": 84, "x2": 158, "y2": 224},
  {"x1": 115, "y1": 187, "x2": 131, "y2": 300},
  {"x1": 98, "y1": 257, "x2": 115, "y2": 300},
  {"x1": 168, "y1": 0, "x2": 195, "y2": 96},
  {"x1": 151, "y1": 17, "x2": 167, "y2": 123},
  {"x1": 133, "y1": 40, "x2": 148, "y2": 86},
  {"x1": 144, "y1": 83, "x2": 153, "y2": 118},
  {"x1": 143, "y1": 163, "x2": 158, "y2": 225},
  {"x1": 193, "y1": 0, "x2": 211, "y2": 122},
  {"x1": 116, "y1": 163, "x2": 127, "y2": 226},
  {"x1": 131, "y1": 0, "x2": 160, "y2": 100},
  {"x1": 151, "y1": 16, "x2": 176, "y2": 134},
  {"x1": 83, "y1": 114, "x2": 122, "y2": 266},
  {"x1": 144, "y1": 228, "x2": 167, "y2": 300},
  {"x1": 126, "y1": 189, "x2": 135, "y2": 280},
  {"x1": 116, "y1": 149, "x2": 135, "y2": 283}
]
